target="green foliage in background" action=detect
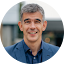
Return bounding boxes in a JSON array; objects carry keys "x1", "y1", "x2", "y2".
[{"x1": 18, "y1": 2, "x2": 23, "y2": 38}]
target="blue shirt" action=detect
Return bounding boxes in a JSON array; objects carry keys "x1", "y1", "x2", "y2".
[{"x1": 23, "y1": 41, "x2": 43, "y2": 64}]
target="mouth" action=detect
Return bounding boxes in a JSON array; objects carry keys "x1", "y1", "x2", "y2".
[
  {"x1": 28, "y1": 32, "x2": 38, "y2": 34},
  {"x1": 28, "y1": 32, "x2": 38, "y2": 36}
]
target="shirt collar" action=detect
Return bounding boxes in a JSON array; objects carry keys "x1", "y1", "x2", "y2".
[{"x1": 23, "y1": 41, "x2": 43, "y2": 53}]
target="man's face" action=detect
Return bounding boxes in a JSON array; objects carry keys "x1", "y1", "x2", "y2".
[{"x1": 18, "y1": 12, "x2": 47, "y2": 42}]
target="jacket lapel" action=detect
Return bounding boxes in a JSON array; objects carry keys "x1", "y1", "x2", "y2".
[
  {"x1": 42, "y1": 41, "x2": 53, "y2": 62},
  {"x1": 14, "y1": 40, "x2": 26, "y2": 63},
  {"x1": 14, "y1": 40, "x2": 53, "y2": 62}
]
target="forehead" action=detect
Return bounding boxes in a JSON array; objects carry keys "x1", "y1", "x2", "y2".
[{"x1": 22, "y1": 12, "x2": 43, "y2": 20}]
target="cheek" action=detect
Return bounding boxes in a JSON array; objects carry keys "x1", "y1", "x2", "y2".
[
  {"x1": 40, "y1": 27, "x2": 43, "y2": 33},
  {"x1": 41, "y1": 25, "x2": 43, "y2": 31},
  {"x1": 37, "y1": 25, "x2": 43, "y2": 31},
  {"x1": 23, "y1": 25, "x2": 29, "y2": 32}
]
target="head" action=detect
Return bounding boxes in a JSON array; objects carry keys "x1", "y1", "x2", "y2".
[
  {"x1": 21, "y1": 4, "x2": 45, "y2": 22},
  {"x1": 18, "y1": 4, "x2": 47, "y2": 43}
]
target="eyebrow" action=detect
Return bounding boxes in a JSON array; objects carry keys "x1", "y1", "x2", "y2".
[
  {"x1": 24, "y1": 18, "x2": 41, "y2": 22},
  {"x1": 24, "y1": 18, "x2": 30, "y2": 22},
  {"x1": 35, "y1": 19, "x2": 41, "y2": 22}
]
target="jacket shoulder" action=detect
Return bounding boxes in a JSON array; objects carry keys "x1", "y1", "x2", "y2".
[
  {"x1": 5, "y1": 43, "x2": 18, "y2": 53},
  {"x1": 43, "y1": 41, "x2": 59, "y2": 54},
  {"x1": 5, "y1": 43, "x2": 18, "y2": 58}
]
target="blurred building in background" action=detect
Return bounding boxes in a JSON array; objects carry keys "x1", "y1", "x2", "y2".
[
  {"x1": 1, "y1": 1, "x2": 64, "y2": 47},
  {"x1": 1, "y1": 24, "x2": 19, "y2": 46},
  {"x1": 42, "y1": 20, "x2": 63, "y2": 47},
  {"x1": 1, "y1": 2, "x2": 24, "y2": 47},
  {"x1": 0, "y1": 24, "x2": 2, "y2": 43}
]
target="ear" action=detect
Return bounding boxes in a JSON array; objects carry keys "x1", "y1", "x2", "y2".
[
  {"x1": 42, "y1": 21, "x2": 47, "y2": 31},
  {"x1": 18, "y1": 21, "x2": 23, "y2": 31}
]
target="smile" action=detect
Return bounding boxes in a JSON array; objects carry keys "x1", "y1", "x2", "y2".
[{"x1": 28, "y1": 32, "x2": 38, "y2": 36}]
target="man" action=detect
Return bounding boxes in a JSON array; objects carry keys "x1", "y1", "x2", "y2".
[{"x1": 5, "y1": 4, "x2": 59, "y2": 64}]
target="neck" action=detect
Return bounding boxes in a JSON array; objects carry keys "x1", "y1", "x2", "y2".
[{"x1": 24, "y1": 37, "x2": 42, "y2": 56}]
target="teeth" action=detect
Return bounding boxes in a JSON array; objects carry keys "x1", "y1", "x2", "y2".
[{"x1": 30, "y1": 32, "x2": 36, "y2": 34}]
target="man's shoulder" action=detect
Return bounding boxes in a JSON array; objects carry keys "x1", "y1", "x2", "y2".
[
  {"x1": 45, "y1": 42, "x2": 59, "y2": 49},
  {"x1": 5, "y1": 43, "x2": 18, "y2": 52},
  {"x1": 4, "y1": 40, "x2": 23, "y2": 59},
  {"x1": 5, "y1": 42, "x2": 18, "y2": 58},
  {"x1": 4, "y1": 43, "x2": 18, "y2": 50},
  {"x1": 43, "y1": 41, "x2": 59, "y2": 53},
  {"x1": 5, "y1": 40, "x2": 24, "y2": 54}
]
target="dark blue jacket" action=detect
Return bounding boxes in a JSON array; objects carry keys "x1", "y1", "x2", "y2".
[{"x1": 5, "y1": 39, "x2": 59, "y2": 63}]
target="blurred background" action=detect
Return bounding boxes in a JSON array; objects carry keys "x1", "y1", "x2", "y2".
[{"x1": 1, "y1": 1, "x2": 64, "y2": 47}]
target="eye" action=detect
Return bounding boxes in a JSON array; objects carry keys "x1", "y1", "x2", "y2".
[
  {"x1": 25, "y1": 21, "x2": 31, "y2": 23},
  {"x1": 35, "y1": 21, "x2": 41, "y2": 23}
]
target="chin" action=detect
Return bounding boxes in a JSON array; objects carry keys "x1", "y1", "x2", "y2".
[{"x1": 28, "y1": 38, "x2": 38, "y2": 42}]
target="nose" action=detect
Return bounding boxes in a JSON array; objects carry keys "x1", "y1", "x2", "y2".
[{"x1": 30, "y1": 22, "x2": 36, "y2": 29}]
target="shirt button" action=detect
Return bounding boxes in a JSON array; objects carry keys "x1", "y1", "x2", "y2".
[
  {"x1": 34, "y1": 57, "x2": 36, "y2": 59},
  {"x1": 29, "y1": 50, "x2": 31, "y2": 52}
]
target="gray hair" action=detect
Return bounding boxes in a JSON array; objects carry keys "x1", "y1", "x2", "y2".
[{"x1": 20, "y1": 4, "x2": 45, "y2": 22}]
